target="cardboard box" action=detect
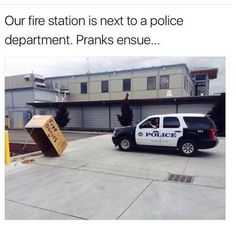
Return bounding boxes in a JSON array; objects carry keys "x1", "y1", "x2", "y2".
[{"x1": 25, "y1": 115, "x2": 68, "y2": 156}]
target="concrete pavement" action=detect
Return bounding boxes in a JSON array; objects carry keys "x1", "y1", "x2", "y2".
[
  {"x1": 5, "y1": 134, "x2": 225, "y2": 220},
  {"x1": 8, "y1": 129, "x2": 104, "y2": 144}
]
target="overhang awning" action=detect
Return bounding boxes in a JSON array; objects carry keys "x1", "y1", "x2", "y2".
[
  {"x1": 27, "y1": 95, "x2": 221, "y2": 108},
  {"x1": 190, "y1": 68, "x2": 218, "y2": 79}
]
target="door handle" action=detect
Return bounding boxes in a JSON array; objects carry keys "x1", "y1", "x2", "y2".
[{"x1": 175, "y1": 131, "x2": 181, "y2": 133}]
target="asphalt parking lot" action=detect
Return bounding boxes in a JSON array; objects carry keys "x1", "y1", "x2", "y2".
[{"x1": 5, "y1": 134, "x2": 225, "y2": 220}]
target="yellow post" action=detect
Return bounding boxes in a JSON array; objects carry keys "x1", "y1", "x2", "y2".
[
  {"x1": 18, "y1": 117, "x2": 23, "y2": 128},
  {"x1": 5, "y1": 131, "x2": 11, "y2": 165},
  {"x1": 7, "y1": 117, "x2": 11, "y2": 128}
]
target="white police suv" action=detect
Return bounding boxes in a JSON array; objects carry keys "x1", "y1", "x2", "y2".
[{"x1": 112, "y1": 113, "x2": 218, "y2": 156}]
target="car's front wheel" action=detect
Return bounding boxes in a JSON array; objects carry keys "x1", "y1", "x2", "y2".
[
  {"x1": 118, "y1": 136, "x2": 133, "y2": 151},
  {"x1": 179, "y1": 140, "x2": 198, "y2": 157}
]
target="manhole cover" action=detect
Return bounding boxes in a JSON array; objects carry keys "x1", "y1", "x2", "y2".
[{"x1": 167, "y1": 173, "x2": 194, "y2": 184}]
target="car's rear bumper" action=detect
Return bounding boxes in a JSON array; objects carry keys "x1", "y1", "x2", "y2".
[{"x1": 198, "y1": 138, "x2": 219, "y2": 149}]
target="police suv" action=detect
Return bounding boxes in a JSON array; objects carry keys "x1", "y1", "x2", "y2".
[{"x1": 112, "y1": 113, "x2": 218, "y2": 156}]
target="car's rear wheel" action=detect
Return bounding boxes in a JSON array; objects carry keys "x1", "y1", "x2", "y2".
[
  {"x1": 179, "y1": 140, "x2": 198, "y2": 157},
  {"x1": 118, "y1": 136, "x2": 133, "y2": 151}
]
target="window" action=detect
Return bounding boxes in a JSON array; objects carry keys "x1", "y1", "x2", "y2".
[
  {"x1": 147, "y1": 76, "x2": 156, "y2": 90},
  {"x1": 34, "y1": 78, "x2": 44, "y2": 83},
  {"x1": 81, "y1": 82, "x2": 87, "y2": 94},
  {"x1": 196, "y1": 84, "x2": 206, "y2": 96},
  {"x1": 160, "y1": 75, "x2": 169, "y2": 89},
  {"x1": 123, "y1": 79, "x2": 131, "y2": 91},
  {"x1": 163, "y1": 117, "x2": 180, "y2": 128},
  {"x1": 101, "y1": 80, "x2": 109, "y2": 93},
  {"x1": 36, "y1": 84, "x2": 46, "y2": 88},
  {"x1": 53, "y1": 82, "x2": 59, "y2": 89},
  {"x1": 183, "y1": 117, "x2": 214, "y2": 129},
  {"x1": 184, "y1": 76, "x2": 187, "y2": 90},
  {"x1": 195, "y1": 74, "x2": 206, "y2": 81},
  {"x1": 140, "y1": 117, "x2": 160, "y2": 129}
]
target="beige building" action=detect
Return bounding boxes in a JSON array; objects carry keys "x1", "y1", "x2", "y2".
[
  {"x1": 5, "y1": 73, "x2": 46, "y2": 89},
  {"x1": 5, "y1": 64, "x2": 219, "y2": 129},
  {"x1": 45, "y1": 64, "x2": 195, "y2": 102}
]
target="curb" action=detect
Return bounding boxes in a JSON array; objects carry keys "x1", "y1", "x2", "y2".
[
  {"x1": 62, "y1": 130, "x2": 108, "y2": 135},
  {"x1": 11, "y1": 151, "x2": 43, "y2": 162}
]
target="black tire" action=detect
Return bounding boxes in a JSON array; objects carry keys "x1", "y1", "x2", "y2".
[
  {"x1": 178, "y1": 140, "x2": 198, "y2": 157},
  {"x1": 118, "y1": 136, "x2": 133, "y2": 151}
]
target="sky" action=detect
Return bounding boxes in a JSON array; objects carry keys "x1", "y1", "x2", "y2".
[{"x1": 5, "y1": 57, "x2": 225, "y2": 94}]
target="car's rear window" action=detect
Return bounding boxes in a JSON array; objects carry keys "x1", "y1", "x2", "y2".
[{"x1": 183, "y1": 116, "x2": 214, "y2": 129}]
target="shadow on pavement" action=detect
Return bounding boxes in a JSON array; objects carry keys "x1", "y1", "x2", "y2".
[{"x1": 112, "y1": 146, "x2": 215, "y2": 158}]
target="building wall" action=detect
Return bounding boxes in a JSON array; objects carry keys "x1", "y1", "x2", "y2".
[
  {"x1": 45, "y1": 76, "x2": 72, "y2": 91},
  {"x1": 5, "y1": 88, "x2": 58, "y2": 128},
  {"x1": 5, "y1": 74, "x2": 34, "y2": 89},
  {"x1": 46, "y1": 64, "x2": 195, "y2": 102},
  {"x1": 178, "y1": 103, "x2": 213, "y2": 114},
  {"x1": 5, "y1": 89, "x2": 34, "y2": 112},
  {"x1": 5, "y1": 73, "x2": 45, "y2": 89},
  {"x1": 34, "y1": 89, "x2": 58, "y2": 102},
  {"x1": 33, "y1": 100, "x2": 216, "y2": 131}
]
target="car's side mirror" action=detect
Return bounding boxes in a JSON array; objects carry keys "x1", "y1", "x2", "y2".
[
  {"x1": 139, "y1": 123, "x2": 146, "y2": 129},
  {"x1": 139, "y1": 122, "x2": 148, "y2": 129}
]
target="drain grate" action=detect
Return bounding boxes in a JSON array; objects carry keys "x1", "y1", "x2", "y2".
[{"x1": 167, "y1": 173, "x2": 194, "y2": 184}]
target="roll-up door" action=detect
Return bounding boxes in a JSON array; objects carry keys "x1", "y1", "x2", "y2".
[
  {"x1": 66, "y1": 107, "x2": 83, "y2": 128},
  {"x1": 83, "y1": 106, "x2": 109, "y2": 129},
  {"x1": 110, "y1": 105, "x2": 141, "y2": 128},
  {"x1": 110, "y1": 106, "x2": 120, "y2": 129},
  {"x1": 132, "y1": 105, "x2": 141, "y2": 125},
  {"x1": 178, "y1": 103, "x2": 214, "y2": 114},
  {"x1": 141, "y1": 105, "x2": 176, "y2": 120}
]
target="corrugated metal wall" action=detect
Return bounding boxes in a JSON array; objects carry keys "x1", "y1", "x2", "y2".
[
  {"x1": 36, "y1": 107, "x2": 56, "y2": 116},
  {"x1": 5, "y1": 89, "x2": 34, "y2": 128},
  {"x1": 132, "y1": 106, "x2": 142, "y2": 124},
  {"x1": 66, "y1": 107, "x2": 83, "y2": 128},
  {"x1": 83, "y1": 106, "x2": 110, "y2": 129},
  {"x1": 5, "y1": 92, "x2": 12, "y2": 108},
  {"x1": 110, "y1": 106, "x2": 121, "y2": 128},
  {"x1": 141, "y1": 105, "x2": 176, "y2": 120},
  {"x1": 33, "y1": 102, "x2": 215, "y2": 131},
  {"x1": 5, "y1": 90, "x2": 34, "y2": 108},
  {"x1": 13, "y1": 90, "x2": 34, "y2": 107},
  {"x1": 34, "y1": 90, "x2": 56, "y2": 102},
  {"x1": 178, "y1": 103, "x2": 214, "y2": 114}
]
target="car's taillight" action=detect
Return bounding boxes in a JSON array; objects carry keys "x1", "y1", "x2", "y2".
[{"x1": 210, "y1": 128, "x2": 216, "y2": 140}]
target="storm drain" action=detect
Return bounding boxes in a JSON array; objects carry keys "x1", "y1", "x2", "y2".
[{"x1": 167, "y1": 173, "x2": 194, "y2": 184}]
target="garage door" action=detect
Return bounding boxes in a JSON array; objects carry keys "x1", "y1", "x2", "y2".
[
  {"x1": 67, "y1": 107, "x2": 83, "y2": 128},
  {"x1": 178, "y1": 103, "x2": 214, "y2": 114},
  {"x1": 110, "y1": 106, "x2": 120, "y2": 129},
  {"x1": 141, "y1": 105, "x2": 176, "y2": 120},
  {"x1": 83, "y1": 106, "x2": 109, "y2": 129},
  {"x1": 110, "y1": 105, "x2": 141, "y2": 129}
]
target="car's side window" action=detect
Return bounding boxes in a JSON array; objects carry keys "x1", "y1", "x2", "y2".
[
  {"x1": 163, "y1": 117, "x2": 180, "y2": 128},
  {"x1": 140, "y1": 117, "x2": 160, "y2": 129}
]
